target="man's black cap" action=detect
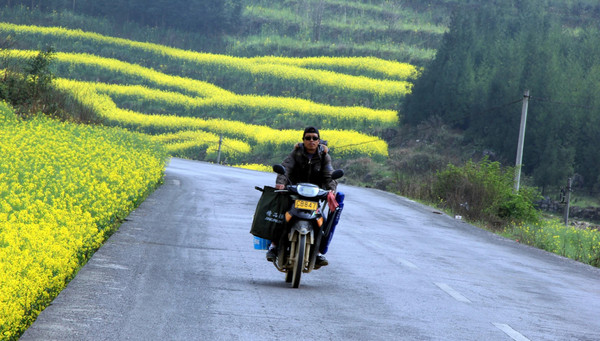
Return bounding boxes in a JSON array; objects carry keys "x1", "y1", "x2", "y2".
[{"x1": 303, "y1": 126, "x2": 319, "y2": 138}]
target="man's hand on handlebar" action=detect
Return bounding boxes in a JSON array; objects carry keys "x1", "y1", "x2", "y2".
[{"x1": 275, "y1": 184, "x2": 285, "y2": 190}]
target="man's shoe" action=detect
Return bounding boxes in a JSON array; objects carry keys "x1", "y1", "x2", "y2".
[
  {"x1": 314, "y1": 254, "x2": 329, "y2": 269},
  {"x1": 266, "y1": 248, "x2": 277, "y2": 262}
]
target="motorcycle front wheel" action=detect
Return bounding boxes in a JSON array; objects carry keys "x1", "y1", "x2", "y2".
[{"x1": 291, "y1": 234, "x2": 306, "y2": 288}]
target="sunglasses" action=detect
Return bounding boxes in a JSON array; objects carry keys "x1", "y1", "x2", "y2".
[{"x1": 303, "y1": 135, "x2": 319, "y2": 141}]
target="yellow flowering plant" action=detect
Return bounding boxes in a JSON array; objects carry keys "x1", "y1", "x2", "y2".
[
  {"x1": 233, "y1": 164, "x2": 274, "y2": 172},
  {"x1": 54, "y1": 78, "x2": 390, "y2": 159},
  {"x1": 506, "y1": 219, "x2": 600, "y2": 267},
  {"x1": 0, "y1": 102, "x2": 167, "y2": 339},
  {"x1": 0, "y1": 23, "x2": 415, "y2": 108}
]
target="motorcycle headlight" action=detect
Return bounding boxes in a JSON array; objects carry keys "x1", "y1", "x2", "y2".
[{"x1": 296, "y1": 183, "x2": 319, "y2": 197}]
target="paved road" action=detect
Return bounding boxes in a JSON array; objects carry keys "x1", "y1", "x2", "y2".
[{"x1": 22, "y1": 158, "x2": 600, "y2": 340}]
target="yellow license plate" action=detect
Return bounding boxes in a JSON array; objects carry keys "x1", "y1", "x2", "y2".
[{"x1": 295, "y1": 200, "x2": 318, "y2": 210}]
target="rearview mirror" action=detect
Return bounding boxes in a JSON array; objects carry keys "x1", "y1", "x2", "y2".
[
  {"x1": 272, "y1": 164, "x2": 286, "y2": 175},
  {"x1": 331, "y1": 169, "x2": 344, "y2": 180}
]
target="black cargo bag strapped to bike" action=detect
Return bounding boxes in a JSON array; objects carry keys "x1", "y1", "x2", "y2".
[{"x1": 250, "y1": 186, "x2": 291, "y2": 241}]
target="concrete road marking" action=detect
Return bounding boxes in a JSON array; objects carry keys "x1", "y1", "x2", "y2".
[
  {"x1": 367, "y1": 240, "x2": 386, "y2": 249},
  {"x1": 367, "y1": 241, "x2": 418, "y2": 268},
  {"x1": 493, "y1": 323, "x2": 531, "y2": 341},
  {"x1": 398, "y1": 258, "x2": 418, "y2": 269},
  {"x1": 91, "y1": 262, "x2": 129, "y2": 270},
  {"x1": 434, "y1": 282, "x2": 471, "y2": 303}
]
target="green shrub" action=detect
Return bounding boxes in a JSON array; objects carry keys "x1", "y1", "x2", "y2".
[
  {"x1": 1, "y1": 46, "x2": 59, "y2": 116},
  {"x1": 506, "y1": 219, "x2": 600, "y2": 268},
  {"x1": 433, "y1": 158, "x2": 540, "y2": 228}
]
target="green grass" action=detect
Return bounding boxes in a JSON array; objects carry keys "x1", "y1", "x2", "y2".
[
  {"x1": 243, "y1": 3, "x2": 446, "y2": 34},
  {"x1": 238, "y1": 0, "x2": 444, "y2": 63},
  {"x1": 503, "y1": 219, "x2": 600, "y2": 267},
  {"x1": 0, "y1": 2, "x2": 445, "y2": 64},
  {"x1": 225, "y1": 34, "x2": 437, "y2": 63},
  {"x1": 570, "y1": 194, "x2": 600, "y2": 208},
  {"x1": 1, "y1": 22, "x2": 415, "y2": 110}
]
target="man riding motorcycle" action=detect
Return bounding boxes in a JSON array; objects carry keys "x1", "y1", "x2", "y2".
[{"x1": 267, "y1": 126, "x2": 337, "y2": 267}]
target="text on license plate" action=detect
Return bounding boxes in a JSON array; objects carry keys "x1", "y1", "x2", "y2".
[{"x1": 295, "y1": 200, "x2": 318, "y2": 210}]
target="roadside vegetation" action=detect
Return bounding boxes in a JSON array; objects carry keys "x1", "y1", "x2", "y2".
[
  {"x1": 0, "y1": 100, "x2": 167, "y2": 340},
  {"x1": 504, "y1": 220, "x2": 600, "y2": 267},
  {"x1": 396, "y1": 0, "x2": 600, "y2": 269},
  {"x1": 403, "y1": 1, "x2": 600, "y2": 194},
  {"x1": 1, "y1": 0, "x2": 600, "y2": 338}
]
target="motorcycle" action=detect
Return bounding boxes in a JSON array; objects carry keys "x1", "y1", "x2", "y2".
[{"x1": 268, "y1": 164, "x2": 344, "y2": 288}]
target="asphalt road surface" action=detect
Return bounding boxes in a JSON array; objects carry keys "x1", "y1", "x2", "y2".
[{"x1": 22, "y1": 158, "x2": 600, "y2": 340}]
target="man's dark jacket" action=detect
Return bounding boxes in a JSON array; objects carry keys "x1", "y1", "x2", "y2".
[{"x1": 276, "y1": 144, "x2": 337, "y2": 191}]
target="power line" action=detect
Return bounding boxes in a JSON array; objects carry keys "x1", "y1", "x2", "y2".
[
  {"x1": 529, "y1": 96, "x2": 596, "y2": 110},
  {"x1": 411, "y1": 97, "x2": 523, "y2": 132},
  {"x1": 332, "y1": 138, "x2": 383, "y2": 150},
  {"x1": 478, "y1": 98, "x2": 523, "y2": 114},
  {"x1": 413, "y1": 93, "x2": 596, "y2": 132}
]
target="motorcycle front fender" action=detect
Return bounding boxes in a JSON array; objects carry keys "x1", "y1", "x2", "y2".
[{"x1": 289, "y1": 220, "x2": 314, "y2": 245}]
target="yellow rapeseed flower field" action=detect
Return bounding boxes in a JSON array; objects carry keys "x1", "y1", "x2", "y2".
[
  {"x1": 233, "y1": 164, "x2": 274, "y2": 172},
  {"x1": 4, "y1": 49, "x2": 233, "y2": 98},
  {"x1": 91, "y1": 81, "x2": 398, "y2": 129},
  {"x1": 0, "y1": 22, "x2": 415, "y2": 100},
  {"x1": 0, "y1": 102, "x2": 167, "y2": 339},
  {"x1": 55, "y1": 78, "x2": 389, "y2": 158},
  {"x1": 5, "y1": 50, "x2": 399, "y2": 129},
  {"x1": 249, "y1": 55, "x2": 420, "y2": 81},
  {"x1": 151, "y1": 130, "x2": 252, "y2": 161},
  {"x1": 508, "y1": 219, "x2": 600, "y2": 267}
]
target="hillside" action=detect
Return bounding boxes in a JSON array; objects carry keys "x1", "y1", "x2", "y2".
[
  {"x1": 3, "y1": 0, "x2": 598, "y2": 62},
  {"x1": 0, "y1": 0, "x2": 454, "y2": 185},
  {"x1": 2, "y1": 26, "x2": 407, "y2": 167},
  {"x1": 3, "y1": 0, "x2": 600, "y2": 189},
  {"x1": 2, "y1": 2, "x2": 600, "y2": 338},
  {"x1": 402, "y1": 0, "x2": 600, "y2": 194},
  {"x1": 0, "y1": 1, "x2": 446, "y2": 64}
]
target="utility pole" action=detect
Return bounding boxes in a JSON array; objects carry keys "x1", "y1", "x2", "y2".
[
  {"x1": 564, "y1": 177, "x2": 572, "y2": 226},
  {"x1": 514, "y1": 90, "x2": 530, "y2": 192},
  {"x1": 216, "y1": 134, "x2": 223, "y2": 164}
]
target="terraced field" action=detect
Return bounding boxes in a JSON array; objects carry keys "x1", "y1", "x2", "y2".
[{"x1": 2, "y1": 22, "x2": 419, "y2": 163}]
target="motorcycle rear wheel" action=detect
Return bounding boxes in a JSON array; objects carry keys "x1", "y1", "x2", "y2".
[{"x1": 291, "y1": 234, "x2": 306, "y2": 288}]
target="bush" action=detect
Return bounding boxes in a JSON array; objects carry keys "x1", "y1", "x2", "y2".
[
  {"x1": 1, "y1": 46, "x2": 65, "y2": 118},
  {"x1": 506, "y1": 219, "x2": 600, "y2": 268},
  {"x1": 433, "y1": 158, "x2": 540, "y2": 228}
]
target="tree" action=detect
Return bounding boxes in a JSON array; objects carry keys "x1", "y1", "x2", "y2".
[
  {"x1": 25, "y1": 46, "x2": 55, "y2": 95},
  {"x1": 1, "y1": 0, "x2": 242, "y2": 35},
  {"x1": 401, "y1": 0, "x2": 597, "y2": 189},
  {"x1": 311, "y1": 0, "x2": 326, "y2": 42}
]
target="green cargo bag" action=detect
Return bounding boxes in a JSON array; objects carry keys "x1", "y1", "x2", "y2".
[{"x1": 250, "y1": 186, "x2": 291, "y2": 241}]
